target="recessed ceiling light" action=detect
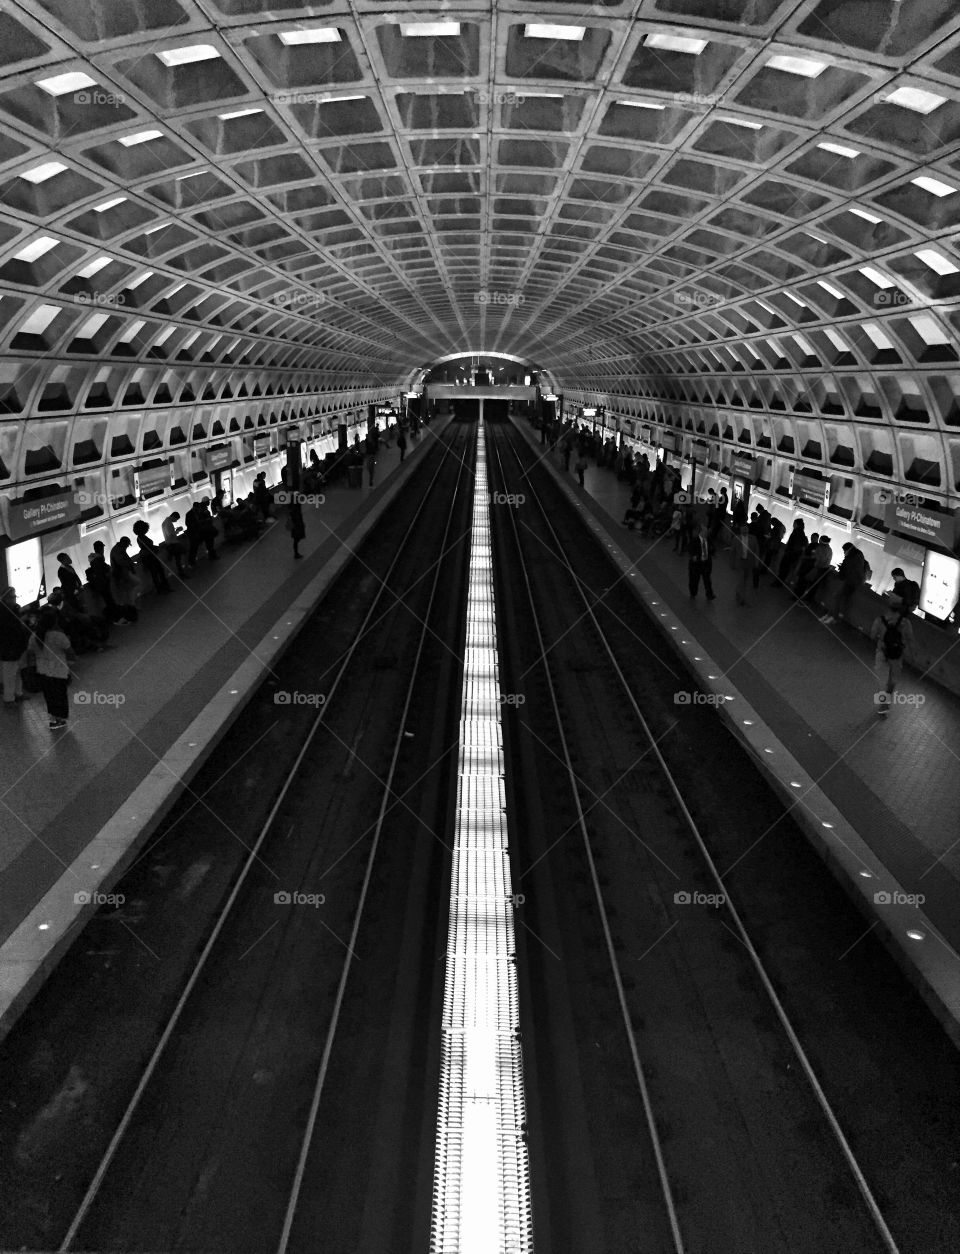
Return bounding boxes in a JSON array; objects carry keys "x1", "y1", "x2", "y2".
[
  {"x1": 915, "y1": 248, "x2": 959, "y2": 275},
  {"x1": 156, "y1": 45, "x2": 220, "y2": 67},
  {"x1": 20, "y1": 160, "x2": 67, "y2": 184},
  {"x1": 323, "y1": 95, "x2": 365, "y2": 102},
  {"x1": 718, "y1": 116, "x2": 762, "y2": 129},
  {"x1": 126, "y1": 271, "x2": 153, "y2": 288},
  {"x1": 78, "y1": 313, "x2": 109, "y2": 337},
  {"x1": 862, "y1": 321, "x2": 895, "y2": 350},
  {"x1": 143, "y1": 221, "x2": 170, "y2": 234},
  {"x1": 402, "y1": 21, "x2": 461, "y2": 37},
  {"x1": 645, "y1": 33, "x2": 707, "y2": 54},
  {"x1": 77, "y1": 255, "x2": 111, "y2": 278},
  {"x1": 279, "y1": 27, "x2": 341, "y2": 45},
  {"x1": 909, "y1": 313, "x2": 949, "y2": 345},
  {"x1": 119, "y1": 129, "x2": 163, "y2": 146},
  {"x1": 817, "y1": 141, "x2": 860, "y2": 158},
  {"x1": 621, "y1": 99, "x2": 665, "y2": 110},
  {"x1": 175, "y1": 169, "x2": 206, "y2": 180},
  {"x1": 783, "y1": 291, "x2": 807, "y2": 306},
  {"x1": 817, "y1": 279, "x2": 845, "y2": 300},
  {"x1": 911, "y1": 174, "x2": 957, "y2": 197},
  {"x1": 524, "y1": 23, "x2": 585, "y2": 40},
  {"x1": 767, "y1": 53, "x2": 827, "y2": 77},
  {"x1": 849, "y1": 205, "x2": 881, "y2": 223},
  {"x1": 218, "y1": 108, "x2": 262, "y2": 120},
  {"x1": 36, "y1": 71, "x2": 97, "y2": 96},
  {"x1": 18, "y1": 304, "x2": 60, "y2": 336},
  {"x1": 14, "y1": 236, "x2": 58, "y2": 262},
  {"x1": 94, "y1": 196, "x2": 127, "y2": 213},
  {"x1": 884, "y1": 86, "x2": 945, "y2": 114},
  {"x1": 859, "y1": 265, "x2": 894, "y2": 288}
]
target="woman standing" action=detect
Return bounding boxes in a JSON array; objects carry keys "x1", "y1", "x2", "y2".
[
  {"x1": 109, "y1": 537, "x2": 140, "y2": 622},
  {"x1": 734, "y1": 526, "x2": 760, "y2": 606},
  {"x1": 33, "y1": 604, "x2": 73, "y2": 730},
  {"x1": 288, "y1": 500, "x2": 306, "y2": 559}
]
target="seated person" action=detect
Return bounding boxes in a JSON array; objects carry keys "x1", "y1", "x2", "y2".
[{"x1": 47, "y1": 588, "x2": 110, "y2": 653}]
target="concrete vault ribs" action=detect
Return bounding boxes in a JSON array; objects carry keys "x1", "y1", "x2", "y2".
[{"x1": 0, "y1": 1, "x2": 957, "y2": 609}]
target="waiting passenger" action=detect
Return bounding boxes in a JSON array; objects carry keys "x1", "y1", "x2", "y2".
[
  {"x1": 31, "y1": 604, "x2": 74, "y2": 730},
  {"x1": 688, "y1": 524, "x2": 716, "y2": 602},
  {"x1": 48, "y1": 588, "x2": 110, "y2": 653},
  {"x1": 287, "y1": 500, "x2": 306, "y2": 559},
  {"x1": 821, "y1": 543, "x2": 866, "y2": 626},
  {"x1": 133, "y1": 520, "x2": 171, "y2": 595},
  {"x1": 87, "y1": 543, "x2": 133, "y2": 623},
  {"x1": 56, "y1": 553, "x2": 85, "y2": 612},
  {"x1": 802, "y1": 536, "x2": 834, "y2": 609},
  {"x1": 872, "y1": 596, "x2": 915, "y2": 717},
  {"x1": 161, "y1": 512, "x2": 190, "y2": 578},
  {"x1": 0, "y1": 587, "x2": 29, "y2": 706},
  {"x1": 109, "y1": 537, "x2": 141, "y2": 622},
  {"x1": 889, "y1": 568, "x2": 920, "y2": 616},
  {"x1": 792, "y1": 533, "x2": 820, "y2": 600},
  {"x1": 185, "y1": 500, "x2": 219, "y2": 566},
  {"x1": 777, "y1": 519, "x2": 806, "y2": 587}
]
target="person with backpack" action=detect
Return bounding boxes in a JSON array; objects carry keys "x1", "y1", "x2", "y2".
[
  {"x1": 871, "y1": 596, "x2": 916, "y2": 716},
  {"x1": 890, "y1": 568, "x2": 920, "y2": 615}
]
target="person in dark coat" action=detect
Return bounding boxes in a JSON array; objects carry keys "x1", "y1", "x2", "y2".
[
  {"x1": 109, "y1": 537, "x2": 140, "y2": 622},
  {"x1": 86, "y1": 542, "x2": 132, "y2": 622},
  {"x1": 185, "y1": 500, "x2": 219, "y2": 566},
  {"x1": 133, "y1": 520, "x2": 171, "y2": 594},
  {"x1": 688, "y1": 524, "x2": 716, "y2": 601},
  {"x1": 0, "y1": 587, "x2": 30, "y2": 705},
  {"x1": 56, "y1": 553, "x2": 85, "y2": 612},
  {"x1": 777, "y1": 519, "x2": 807, "y2": 588},
  {"x1": 253, "y1": 473, "x2": 272, "y2": 522},
  {"x1": 397, "y1": 429, "x2": 408, "y2": 463},
  {"x1": 287, "y1": 500, "x2": 306, "y2": 559}
]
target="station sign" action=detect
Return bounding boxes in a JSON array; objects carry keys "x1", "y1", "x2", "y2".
[
  {"x1": 205, "y1": 445, "x2": 232, "y2": 472},
  {"x1": 138, "y1": 463, "x2": 172, "y2": 491},
  {"x1": 731, "y1": 455, "x2": 755, "y2": 478},
  {"x1": 5, "y1": 492, "x2": 81, "y2": 541},
  {"x1": 253, "y1": 435, "x2": 271, "y2": 455},
  {"x1": 793, "y1": 476, "x2": 829, "y2": 508},
  {"x1": 660, "y1": 431, "x2": 680, "y2": 452},
  {"x1": 884, "y1": 497, "x2": 957, "y2": 548}
]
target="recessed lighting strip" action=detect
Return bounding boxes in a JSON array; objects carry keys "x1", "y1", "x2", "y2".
[{"x1": 430, "y1": 419, "x2": 533, "y2": 1254}]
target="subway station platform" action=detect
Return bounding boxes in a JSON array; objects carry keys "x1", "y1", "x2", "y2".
[
  {"x1": 0, "y1": 425, "x2": 444, "y2": 1036},
  {"x1": 514, "y1": 417, "x2": 960, "y2": 1043}
]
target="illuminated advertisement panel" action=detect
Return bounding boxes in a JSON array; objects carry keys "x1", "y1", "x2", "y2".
[{"x1": 920, "y1": 550, "x2": 960, "y2": 624}]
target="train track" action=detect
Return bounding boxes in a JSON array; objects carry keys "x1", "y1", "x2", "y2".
[
  {"x1": 0, "y1": 422, "x2": 475, "y2": 1253},
  {"x1": 487, "y1": 419, "x2": 906, "y2": 1254}
]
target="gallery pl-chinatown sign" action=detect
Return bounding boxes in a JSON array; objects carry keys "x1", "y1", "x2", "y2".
[
  {"x1": 885, "y1": 498, "x2": 958, "y2": 548},
  {"x1": 5, "y1": 492, "x2": 82, "y2": 541}
]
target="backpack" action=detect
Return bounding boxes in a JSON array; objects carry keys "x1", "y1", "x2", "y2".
[{"x1": 882, "y1": 614, "x2": 905, "y2": 661}]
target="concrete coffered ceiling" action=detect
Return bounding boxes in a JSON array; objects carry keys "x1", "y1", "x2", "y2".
[{"x1": 1, "y1": 0, "x2": 960, "y2": 496}]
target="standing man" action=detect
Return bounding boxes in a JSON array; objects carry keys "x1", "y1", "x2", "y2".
[
  {"x1": 0, "y1": 587, "x2": 29, "y2": 706},
  {"x1": 688, "y1": 523, "x2": 716, "y2": 601},
  {"x1": 871, "y1": 595, "x2": 915, "y2": 716}
]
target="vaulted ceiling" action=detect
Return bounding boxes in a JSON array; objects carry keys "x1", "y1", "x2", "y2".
[{"x1": 0, "y1": 0, "x2": 959, "y2": 433}]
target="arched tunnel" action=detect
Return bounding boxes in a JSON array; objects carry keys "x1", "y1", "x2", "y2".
[{"x1": 0, "y1": 5, "x2": 960, "y2": 1254}]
